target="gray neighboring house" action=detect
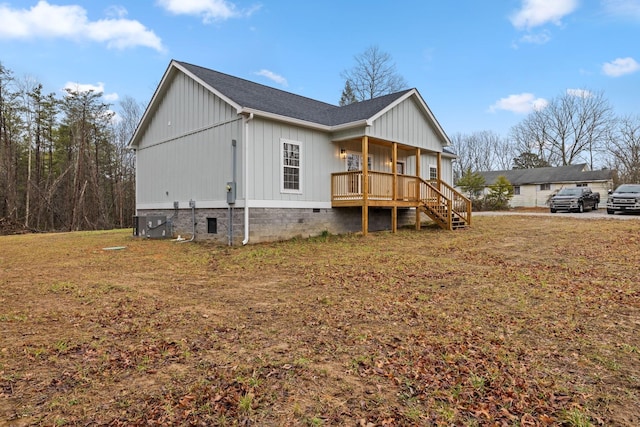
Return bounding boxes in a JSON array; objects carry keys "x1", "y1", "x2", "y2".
[
  {"x1": 477, "y1": 164, "x2": 614, "y2": 208},
  {"x1": 129, "y1": 60, "x2": 471, "y2": 244}
]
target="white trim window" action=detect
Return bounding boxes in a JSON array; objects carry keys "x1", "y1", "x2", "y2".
[
  {"x1": 281, "y1": 139, "x2": 302, "y2": 193},
  {"x1": 429, "y1": 166, "x2": 437, "y2": 181}
]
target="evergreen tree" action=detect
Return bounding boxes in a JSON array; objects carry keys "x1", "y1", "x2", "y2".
[
  {"x1": 339, "y1": 80, "x2": 357, "y2": 106},
  {"x1": 61, "y1": 88, "x2": 114, "y2": 230},
  {"x1": 0, "y1": 62, "x2": 140, "y2": 234},
  {"x1": 512, "y1": 152, "x2": 550, "y2": 169},
  {"x1": 456, "y1": 168, "x2": 485, "y2": 201},
  {"x1": 484, "y1": 175, "x2": 514, "y2": 210}
]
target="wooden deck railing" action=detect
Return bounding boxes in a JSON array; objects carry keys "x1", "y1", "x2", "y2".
[
  {"x1": 426, "y1": 179, "x2": 472, "y2": 226},
  {"x1": 332, "y1": 171, "x2": 394, "y2": 201},
  {"x1": 331, "y1": 171, "x2": 471, "y2": 228},
  {"x1": 332, "y1": 171, "x2": 427, "y2": 202}
]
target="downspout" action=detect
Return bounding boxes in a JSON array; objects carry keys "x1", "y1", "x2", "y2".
[
  {"x1": 228, "y1": 139, "x2": 237, "y2": 246},
  {"x1": 180, "y1": 199, "x2": 196, "y2": 243},
  {"x1": 242, "y1": 113, "x2": 254, "y2": 245}
]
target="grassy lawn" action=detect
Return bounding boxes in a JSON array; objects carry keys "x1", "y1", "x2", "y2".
[{"x1": 1, "y1": 215, "x2": 639, "y2": 426}]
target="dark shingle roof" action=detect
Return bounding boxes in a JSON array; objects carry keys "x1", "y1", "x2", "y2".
[
  {"x1": 324, "y1": 90, "x2": 413, "y2": 125},
  {"x1": 177, "y1": 61, "x2": 411, "y2": 126},
  {"x1": 478, "y1": 164, "x2": 613, "y2": 185}
]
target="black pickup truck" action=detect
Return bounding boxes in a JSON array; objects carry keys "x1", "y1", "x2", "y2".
[
  {"x1": 607, "y1": 184, "x2": 640, "y2": 214},
  {"x1": 549, "y1": 187, "x2": 600, "y2": 213}
]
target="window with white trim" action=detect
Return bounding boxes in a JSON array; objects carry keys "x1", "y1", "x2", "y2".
[
  {"x1": 281, "y1": 139, "x2": 302, "y2": 193},
  {"x1": 540, "y1": 183, "x2": 551, "y2": 191},
  {"x1": 513, "y1": 186, "x2": 521, "y2": 195},
  {"x1": 429, "y1": 166, "x2": 437, "y2": 181}
]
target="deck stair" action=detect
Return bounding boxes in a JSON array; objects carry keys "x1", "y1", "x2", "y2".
[
  {"x1": 331, "y1": 171, "x2": 471, "y2": 232},
  {"x1": 418, "y1": 179, "x2": 470, "y2": 231}
]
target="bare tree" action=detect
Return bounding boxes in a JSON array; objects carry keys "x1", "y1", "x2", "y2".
[
  {"x1": 0, "y1": 61, "x2": 143, "y2": 234},
  {"x1": 605, "y1": 115, "x2": 640, "y2": 184},
  {"x1": 110, "y1": 96, "x2": 143, "y2": 227},
  {"x1": 492, "y1": 134, "x2": 517, "y2": 171},
  {"x1": 510, "y1": 89, "x2": 614, "y2": 168},
  {"x1": 61, "y1": 88, "x2": 114, "y2": 230},
  {"x1": 449, "y1": 130, "x2": 514, "y2": 180},
  {"x1": 341, "y1": 45, "x2": 408, "y2": 102},
  {"x1": 510, "y1": 112, "x2": 556, "y2": 166},
  {"x1": 0, "y1": 63, "x2": 22, "y2": 223}
]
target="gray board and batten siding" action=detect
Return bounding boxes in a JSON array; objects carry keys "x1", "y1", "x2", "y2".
[{"x1": 130, "y1": 60, "x2": 455, "y2": 243}]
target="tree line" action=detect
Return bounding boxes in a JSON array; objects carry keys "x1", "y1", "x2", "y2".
[
  {"x1": 339, "y1": 46, "x2": 639, "y2": 186},
  {"x1": 0, "y1": 62, "x2": 142, "y2": 233},
  {"x1": 450, "y1": 90, "x2": 640, "y2": 185},
  {"x1": 4, "y1": 47, "x2": 639, "y2": 231}
]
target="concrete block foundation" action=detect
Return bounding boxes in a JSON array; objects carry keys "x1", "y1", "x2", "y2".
[{"x1": 136, "y1": 207, "x2": 416, "y2": 244}]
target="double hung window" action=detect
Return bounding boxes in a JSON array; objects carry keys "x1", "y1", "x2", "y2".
[{"x1": 281, "y1": 139, "x2": 302, "y2": 193}]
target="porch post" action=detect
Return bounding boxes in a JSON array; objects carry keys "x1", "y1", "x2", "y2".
[
  {"x1": 437, "y1": 151, "x2": 442, "y2": 182},
  {"x1": 391, "y1": 142, "x2": 398, "y2": 233},
  {"x1": 415, "y1": 148, "x2": 421, "y2": 230},
  {"x1": 362, "y1": 136, "x2": 369, "y2": 235}
]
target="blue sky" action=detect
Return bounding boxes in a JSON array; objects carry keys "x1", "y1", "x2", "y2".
[{"x1": 1, "y1": 0, "x2": 638, "y2": 137}]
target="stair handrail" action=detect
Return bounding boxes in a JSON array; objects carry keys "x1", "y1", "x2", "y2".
[
  {"x1": 418, "y1": 179, "x2": 449, "y2": 227},
  {"x1": 419, "y1": 178, "x2": 472, "y2": 227}
]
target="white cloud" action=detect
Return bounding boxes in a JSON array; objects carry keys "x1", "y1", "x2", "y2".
[
  {"x1": 566, "y1": 88, "x2": 592, "y2": 98},
  {"x1": 510, "y1": 0, "x2": 579, "y2": 29},
  {"x1": 0, "y1": 1, "x2": 164, "y2": 52},
  {"x1": 489, "y1": 93, "x2": 548, "y2": 114},
  {"x1": 602, "y1": 57, "x2": 640, "y2": 77},
  {"x1": 254, "y1": 70, "x2": 288, "y2": 87},
  {"x1": 105, "y1": 5, "x2": 128, "y2": 19},
  {"x1": 156, "y1": 0, "x2": 260, "y2": 23},
  {"x1": 63, "y1": 82, "x2": 119, "y2": 102},
  {"x1": 103, "y1": 92, "x2": 120, "y2": 102},
  {"x1": 601, "y1": 0, "x2": 640, "y2": 20},
  {"x1": 518, "y1": 30, "x2": 551, "y2": 45}
]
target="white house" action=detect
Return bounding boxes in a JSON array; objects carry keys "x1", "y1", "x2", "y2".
[
  {"x1": 477, "y1": 164, "x2": 614, "y2": 208},
  {"x1": 128, "y1": 60, "x2": 470, "y2": 244}
]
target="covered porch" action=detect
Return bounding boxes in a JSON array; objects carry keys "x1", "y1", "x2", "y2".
[{"x1": 331, "y1": 136, "x2": 471, "y2": 233}]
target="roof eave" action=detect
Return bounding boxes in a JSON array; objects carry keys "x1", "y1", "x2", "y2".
[
  {"x1": 128, "y1": 60, "x2": 247, "y2": 148},
  {"x1": 239, "y1": 107, "x2": 372, "y2": 133},
  {"x1": 175, "y1": 61, "x2": 243, "y2": 113},
  {"x1": 239, "y1": 108, "x2": 333, "y2": 131},
  {"x1": 128, "y1": 60, "x2": 178, "y2": 148},
  {"x1": 331, "y1": 119, "x2": 370, "y2": 132}
]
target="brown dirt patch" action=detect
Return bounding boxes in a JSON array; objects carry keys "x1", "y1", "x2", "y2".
[{"x1": 1, "y1": 217, "x2": 639, "y2": 425}]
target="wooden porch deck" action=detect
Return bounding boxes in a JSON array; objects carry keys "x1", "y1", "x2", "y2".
[{"x1": 331, "y1": 171, "x2": 472, "y2": 231}]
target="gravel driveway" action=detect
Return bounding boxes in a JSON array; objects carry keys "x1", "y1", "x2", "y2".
[{"x1": 474, "y1": 208, "x2": 640, "y2": 220}]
